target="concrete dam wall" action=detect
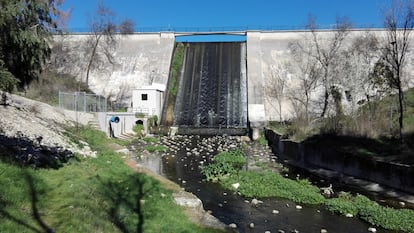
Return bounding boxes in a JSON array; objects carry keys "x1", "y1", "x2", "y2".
[
  {"x1": 172, "y1": 42, "x2": 248, "y2": 131},
  {"x1": 50, "y1": 33, "x2": 175, "y2": 102},
  {"x1": 51, "y1": 30, "x2": 414, "y2": 128}
]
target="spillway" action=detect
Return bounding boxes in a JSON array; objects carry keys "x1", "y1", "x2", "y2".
[{"x1": 170, "y1": 42, "x2": 248, "y2": 134}]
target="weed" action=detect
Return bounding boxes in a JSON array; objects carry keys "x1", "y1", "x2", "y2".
[
  {"x1": 144, "y1": 145, "x2": 167, "y2": 153},
  {"x1": 143, "y1": 137, "x2": 159, "y2": 144}
]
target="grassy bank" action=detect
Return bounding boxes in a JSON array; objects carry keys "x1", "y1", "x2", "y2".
[
  {"x1": 203, "y1": 150, "x2": 414, "y2": 233},
  {"x1": 0, "y1": 126, "x2": 221, "y2": 233}
]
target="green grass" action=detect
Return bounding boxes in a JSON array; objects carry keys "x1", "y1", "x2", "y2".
[
  {"x1": 0, "y1": 126, "x2": 222, "y2": 233},
  {"x1": 144, "y1": 145, "x2": 167, "y2": 153},
  {"x1": 256, "y1": 132, "x2": 268, "y2": 146},
  {"x1": 143, "y1": 137, "x2": 160, "y2": 144}
]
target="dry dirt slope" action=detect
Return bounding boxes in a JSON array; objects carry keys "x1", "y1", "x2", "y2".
[{"x1": 0, "y1": 93, "x2": 87, "y2": 157}]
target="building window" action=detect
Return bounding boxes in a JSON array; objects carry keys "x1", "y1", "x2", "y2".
[{"x1": 141, "y1": 94, "x2": 148, "y2": 101}]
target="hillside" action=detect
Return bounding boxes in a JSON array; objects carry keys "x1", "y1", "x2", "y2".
[{"x1": 0, "y1": 93, "x2": 94, "y2": 167}]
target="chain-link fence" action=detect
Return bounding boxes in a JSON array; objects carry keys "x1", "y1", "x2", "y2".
[{"x1": 59, "y1": 91, "x2": 108, "y2": 112}]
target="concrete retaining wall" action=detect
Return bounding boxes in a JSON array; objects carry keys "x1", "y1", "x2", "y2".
[
  {"x1": 97, "y1": 112, "x2": 147, "y2": 138},
  {"x1": 265, "y1": 129, "x2": 414, "y2": 194}
]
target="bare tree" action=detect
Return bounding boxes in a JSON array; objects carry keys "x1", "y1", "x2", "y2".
[
  {"x1": 265, "y1": 64, "x2": 288, "y2": 122},
  {"x1": 305, "y1": 15, "x2": 352, "y2": 117},
  {"x1": 344, "y1": 32, "x2": 383, "y2": 136},
  {"x1": 288, "y1": 42, "x2": 321, "y2": 123},
  {"x1": 85, "y1": 1, "x2": 135, "y2": 85},
  {"x1": 382, "y1": 0, "x2": 414, "y2": 141}
]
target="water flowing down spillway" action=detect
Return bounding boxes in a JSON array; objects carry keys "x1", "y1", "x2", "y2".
[{"x1": 173, "y1": 42, "x2": 248, "y2": 130}]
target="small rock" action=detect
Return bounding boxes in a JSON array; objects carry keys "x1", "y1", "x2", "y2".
[
  {"x1": 251, "y1": 198, "x2": 263, "y2": 206},
  {"x1": 345, "y1": 213, "x2": 353, "y2": 218},
  {"x1": 265, "y1": 231, "x2": 271, "y2": 233},
  {"x1": 228, "y1": 223, "x2": 237, "y2": 229},
  {"x1": 240, "y1": 136, "x2": 250, "y2": 142},
  {"x1": 291, "y1": 230, "x2": 299, "y2": 233},
  {"x1": 368, "y1": 227, "x2": 377, "y2": 233},
  {"x1": 272, "y1": 209, "x2": 280, "y2": 214},
  {"x1": 231, "y1": 183, "x2": 240, "y2": 189},
  {"x1": 249, "y1": 222, "x2": 254, "y2": 228},
  {"x1": 218, "y1": 203, "x2": 223, "y2": 207},
  {"x1": 399, "y1": 201, "x2": 406, "y2": 207},
  {"x1": 296, "y1": 205, "x2": 302, "y2": 210},
  {"x1": 321, "y1": 229, "x2": 328, "y2": 233},
  {"x1": 278, "y1": 230, "x2": 285, "y2": 233}
]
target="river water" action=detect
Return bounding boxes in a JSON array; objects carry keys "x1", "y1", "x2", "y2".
[{"x1": 136, "y1": 135, "x2": 395, "y2": 233}]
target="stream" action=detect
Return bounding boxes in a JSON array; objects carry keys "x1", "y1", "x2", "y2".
[{"x1": 135, "y1": 135, "x2": 396, "y2": 233}]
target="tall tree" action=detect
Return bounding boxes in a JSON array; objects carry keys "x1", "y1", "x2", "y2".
[
  {"x1": 382, "y1": 0, "x2": 414, "y2": 142},
  {"x1": 306, "y1": 15, "x2": 352, "y2": 117},
  {"x1": 0, "y1": 0, "x2": 63, "y2": 89},
  {"x1": 84, "y1": 1, "x2": 134, "y2": 85}
]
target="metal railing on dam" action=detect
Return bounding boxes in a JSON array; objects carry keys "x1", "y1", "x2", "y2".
[{"x1": 62, "y1": 24, "x2": 384, "y2": 35}]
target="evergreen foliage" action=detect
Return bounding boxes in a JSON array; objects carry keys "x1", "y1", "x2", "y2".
[{"x1": 0, "y1": 0, "x2": 61, "y2": 89}]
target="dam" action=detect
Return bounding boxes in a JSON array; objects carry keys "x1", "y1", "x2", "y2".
[
  {"x1": 167, "y1": 42, "x2": 248, "y2": 134},
  {"x1": 53, "y1": 30, "x2": 414, "y2": 137}
]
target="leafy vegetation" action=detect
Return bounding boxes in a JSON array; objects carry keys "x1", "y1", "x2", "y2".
[
  {"x1": 133, "y1": 124, "x2": 145, "y2": 138},
  {"x1": 256, "y1": 131, "x2": 268, "y2": 146},
  {"x1": 201, "y1": 150, "x2": 246, "y2": 182},
  {"x1": 0, "y1": 0, "x2": 62, "y2": 89},
  {"x1": 163, "y1": 43, "x2": 185, "y2": 126},
  {"x1": 169, "y1": 43, "x2": 185, "y2": 97},
  {"x1": 144, "y1": 145, "x2": 167, "y2": 153},
  {"x1": 0, "y1": 126, "x2": 221, "y2": 233},
  {"x1": 326, "y1": 194, "x2": 414, "y2": 233},
  {"x1": 223, "y1": 171, "x2": 325, "y2": 205}
]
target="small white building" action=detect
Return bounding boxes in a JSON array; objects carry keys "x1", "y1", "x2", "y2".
[{"x1": 131, "y1": 83, "x2": 165, "y2": 117}]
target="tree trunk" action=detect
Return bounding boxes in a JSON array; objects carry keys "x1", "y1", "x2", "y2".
[
  {"x1": 320, "y1": 69, "x2": 329, "y2": 118},
  {"x1": 398, "y1": 80, "x2": 404, "y2": 143},
  {"x1": 320, "y1": 89, "x2": 329, "y2": 118},
  {"x1": 86, "y1": 37, "x2": 101, "y2": 85}
]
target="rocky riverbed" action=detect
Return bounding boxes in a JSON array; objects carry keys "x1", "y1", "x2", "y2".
[{"x1": 131, "y1": 134, "x2": 392, "y2": 233}]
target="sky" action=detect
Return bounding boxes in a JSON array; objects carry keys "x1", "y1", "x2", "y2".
[{"x1": 61, "y1": 0, "x2": 391, "y2": 41}]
